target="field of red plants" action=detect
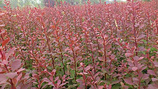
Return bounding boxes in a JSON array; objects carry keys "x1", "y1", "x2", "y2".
[{"x1": 0, "y1": 0, "x2": 158, "y2": 89}]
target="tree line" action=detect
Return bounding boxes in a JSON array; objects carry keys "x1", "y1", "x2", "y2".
[{"x1": 0, "y1": 0, "x2": 156, "y2": 8}]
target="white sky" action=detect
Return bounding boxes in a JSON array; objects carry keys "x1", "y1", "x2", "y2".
[{"x1": 109, "y1": 0, "x2": 127, "y2": 1}]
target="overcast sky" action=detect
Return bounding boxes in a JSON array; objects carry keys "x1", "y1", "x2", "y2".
[{"x1": 109, "y1": 0, "x2": 126, "y2": 1}]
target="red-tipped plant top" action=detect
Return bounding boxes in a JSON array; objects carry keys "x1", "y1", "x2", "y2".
[{"x1": 0, "y1": 1, "x2": 158, "y2": 89}]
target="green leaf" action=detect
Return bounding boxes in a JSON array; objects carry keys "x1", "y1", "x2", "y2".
[
  {"x1": 70, "y1": 70, "x2": 75, "y2": 79},
  {"x1": 150, "y1": 47, "x2": 157, "y2": 52},
  {"x1": 112, "y1": 83, "x2": 121, "y2": 89}
]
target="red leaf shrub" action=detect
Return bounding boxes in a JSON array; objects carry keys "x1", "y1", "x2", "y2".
[{"x1": 0, "y1": 0, "x2": 158, "y2": 89}]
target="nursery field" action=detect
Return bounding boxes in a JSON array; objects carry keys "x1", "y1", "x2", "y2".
[{"x1": 0, "y1": 0, "x2": 158, "y2": 89}]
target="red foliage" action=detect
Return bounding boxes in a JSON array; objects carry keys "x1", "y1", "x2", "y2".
[{"x1": 0, "y1": 1, "x2": 158, "y2": 89}]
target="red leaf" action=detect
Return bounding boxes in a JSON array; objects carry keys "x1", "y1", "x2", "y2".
[
  {"x1": 52, "y1": 25, "x2": 56, "y2": 29},
  {"x1": 132, "y1": 67, "x2": 138, "y2": 71},
  {"x1": 133, "y1": 56, "x2": 144, "y2": 61},
  {"x1": 76, "y1": 79, "x2": 83, "y2": 83},
  {"x1": 152, "y1": 78, "x2": 158, "y2": 82},
  {"x1": 11, "y1": 60, "x2": 21, "y2": 71},
  {"x1": 124, "y1": 78, "x2": 133, "y2": 85},
  {"x1": 142, "y1": 74, "x2": 149, "y2": 80},
  {"x1": 153, "y1": 61, "x2": 158, "y2": 67},
  {"x1": 108, "y1": 84, "x2": 112, "y2": 89},
  {"x1": 98, "y1": 86, "x2": 104, "y2": 89},
  {"x1": 0, "y1": 74, "x2": 6, "y2": 81},
  {"x1": 0, "y1": 30, "x2": 6, "y2": 35},
  {"x1": 0, "y1": 24, "x2": 5, "y2": 27},
  {"x1": 147, "y1": 70, "x2": 156, "y2": 76},
  {"x1": 6, "y1": 72, "x2": 17, "y2": 79},
  {"x1": 51, "y1": 69, "x2": 56, "y2": 76},
  {"x1": 6, "y1": 47, "x2": 16, "y2": 60},
  {"x1": 133, "y1": 56, "x2": 139, "y2": 61},
  {"x1": 85, "y1": 66, "x2": 91, "y2": 71},
  {"x1": 2, "y1": 38, "x2": 10, "y2": 47},
  {"x1": 16, "y1": 73, "x2": 22, "y2": 82},
  {"x1": 12, "y1": 78, "x2": 17, "y2": 85},
  {"x1": 139, "y1": 57, "x2": 144, "y2": 61},
  {"x1": 148, "y1": 84, "x2": 157, "y2": 89},
  {"x1": 125, "y1": 53, "x2": 133, "y2": 57},
  {"x1": 2, "y1": 60, "x2": 8, "y2": 65},
  {"x1": 0, "y1": 13, "x2": 5, "y2": 17},
  {"x1": 43, "y1": 78, "x2": 50, "y2": 83},
  {"x1": 110, "y1": 54, "x2": 116, "y2": 60},
  {"x1": 17, "y1": 68, "x2": 25, "y2": 73},
  {"x1": 22, "y1": 82, "x2": 32, "y2": 89},
  {"x1": 137, "y1": 34, "x2": 145, "y2": 40},
  {"x1": 57, "y1": 80, "x2": 61, "y2": 86},
  {"x1": 98, "y1": 57, "x2": 104, "y2": 61}
]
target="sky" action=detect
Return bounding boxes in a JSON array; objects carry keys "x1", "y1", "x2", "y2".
[{"x1": 109, "y1": 0, "x2": 127, "y2": 1}]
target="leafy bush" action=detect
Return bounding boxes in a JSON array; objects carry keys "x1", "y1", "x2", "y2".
[{"x1": 0, "y1": 0, "x2": 158, "y2": 89}]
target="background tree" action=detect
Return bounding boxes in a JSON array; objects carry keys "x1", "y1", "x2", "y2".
[
  {"x1": 44, "y1": 0, "x2": 55, "y2": 7},
  {"x1": 0, "y1": 0, "x2": 4, "y2": 8},
  {"x1": 0, "y1": 0, "x2": 44, "y2": 8}
]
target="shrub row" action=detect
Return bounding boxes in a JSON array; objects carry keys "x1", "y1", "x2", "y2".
[{"x1": 0, "y1": 1, "x2": 158, "y2": 89}]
